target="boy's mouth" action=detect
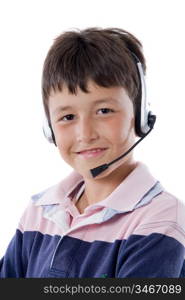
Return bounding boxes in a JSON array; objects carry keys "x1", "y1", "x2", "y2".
[
  {"x1": 76, "y1": 148, "x2": 108, "y2": 158},
  {"x1": 77, "y1": 147, "x2": 107, "y2": 153}
]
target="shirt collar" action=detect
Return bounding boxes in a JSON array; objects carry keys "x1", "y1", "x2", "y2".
[{"x1": 34, "y1": 161, "x2": 159, "y2": 212}]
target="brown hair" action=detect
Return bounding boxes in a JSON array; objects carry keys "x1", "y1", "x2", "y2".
[{"x1": 42, "y1": 27, "x2": 146, "y2": 122}]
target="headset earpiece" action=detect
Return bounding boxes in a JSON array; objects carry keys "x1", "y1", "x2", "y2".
[
  {"x1": 148, "y1": 112, "x2": 156, "y2": 129},
  {"x1": 42, "y1": 119, "x2": 57, "y2": 146}
]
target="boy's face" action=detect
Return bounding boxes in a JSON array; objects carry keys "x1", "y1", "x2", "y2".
[{"x1": 49, "y1": 80, "x2": 136, "y2": 180}]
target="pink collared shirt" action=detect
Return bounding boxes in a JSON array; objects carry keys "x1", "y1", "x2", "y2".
[{"x1": 1, "y1": 161, "x2": 185, "y2": 277}]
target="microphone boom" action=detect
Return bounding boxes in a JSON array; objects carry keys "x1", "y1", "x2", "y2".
[{"x1": 90, "y1": 126, "x2": 153, "y2": 178}]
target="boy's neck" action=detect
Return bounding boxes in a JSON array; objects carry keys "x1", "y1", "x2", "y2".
[{"x1": 75, "y1": 159, "x2": 138, "y2": 214}]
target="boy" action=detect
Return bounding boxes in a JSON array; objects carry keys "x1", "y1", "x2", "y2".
[{"x1": 0, "y1": 27, "x2": 185, "y2": 278}]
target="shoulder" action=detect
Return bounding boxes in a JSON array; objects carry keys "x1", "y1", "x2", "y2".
[
  {"x1": 18, "y1": 170, "x2": 83, "y2": 232},
  {"x1": 146, "y1": 190, "x2": 185, "y2": 225},
  {"x1": 18, "y1": 185, "x2": 55, "y2": 232},
  {"x1": 134, "y1": 189, "x2": 185, "y2": 246}
]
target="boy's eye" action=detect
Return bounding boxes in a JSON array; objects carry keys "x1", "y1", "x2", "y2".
[
  {"x1": 61, "y1": 114, "x2": 74, "y2": 121},
  {"x1": 97, "y1": 108, "x2": 114, "y2": 114}
]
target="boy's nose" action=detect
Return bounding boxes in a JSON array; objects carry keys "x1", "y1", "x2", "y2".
[{"x1": 76, "y1": 118, "x2": 99, "y2": 143}]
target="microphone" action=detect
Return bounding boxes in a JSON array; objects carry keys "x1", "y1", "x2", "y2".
[{"x1": 90, "y1": 117, "x2": 156, "y2": 178}]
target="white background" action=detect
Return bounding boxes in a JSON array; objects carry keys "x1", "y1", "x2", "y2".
[{"x1": 0, "y1": 0, "x2": 184, "y2": 257}]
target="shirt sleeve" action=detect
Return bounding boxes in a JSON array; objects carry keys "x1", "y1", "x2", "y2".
[
  {"x1": 116, "y1": 229, "x2": 185, "y2": 278},
  {"x1": 0, "y1": 227, "x2": 27, "y2": 278}
]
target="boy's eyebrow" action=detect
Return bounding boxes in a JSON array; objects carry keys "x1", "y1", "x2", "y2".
[{"x1": 52, "y1": 97, "x2": 117, "y2": 115}]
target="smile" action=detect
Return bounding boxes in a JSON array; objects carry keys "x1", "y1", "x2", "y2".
[{"x1": 77, "y1": 148, "x2": 107, "y2": 159}]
